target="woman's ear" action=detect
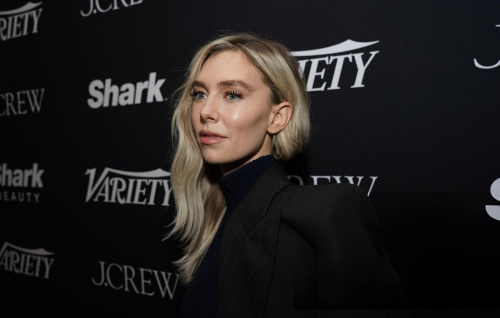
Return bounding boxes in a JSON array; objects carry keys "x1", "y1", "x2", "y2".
[{"x1": 268, "y1": 101, "x2": 292, "y2": 134}]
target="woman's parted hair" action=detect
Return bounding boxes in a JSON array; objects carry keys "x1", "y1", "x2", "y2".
[{"x1": 168, "y1": 33, "x2": 311, "y2": 284}]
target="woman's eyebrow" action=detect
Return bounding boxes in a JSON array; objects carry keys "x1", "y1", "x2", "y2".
[
  {"x1": 192, "y1": 80, "x2": 256, "y2": 92},
  {"x1": 192, "y1": 81, "x2": 207, "y2": 90},
  {"x1": 218, "y1": 80, "x2": 255, "y2": 92}
]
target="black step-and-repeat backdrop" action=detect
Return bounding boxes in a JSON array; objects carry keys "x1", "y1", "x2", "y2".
[{"x1": 1, "y1": 1, "x2": 499, "y2": 317}]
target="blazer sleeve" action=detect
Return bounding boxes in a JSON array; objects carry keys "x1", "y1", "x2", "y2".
[{"x1": 285, "y1": 183, "x2": 407, "y2": 310}]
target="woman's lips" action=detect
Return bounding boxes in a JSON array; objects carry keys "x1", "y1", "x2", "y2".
[{"x1": 199, "y1": 130, "x2": 226, "y2": 145}]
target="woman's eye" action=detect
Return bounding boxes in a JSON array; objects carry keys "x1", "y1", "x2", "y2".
[
  {"x1": 225, "y1": 91, "x2": 242, "y2": 101},
  {"x1": 190, "y1": 90, "x2": 207, "y2": 100}
]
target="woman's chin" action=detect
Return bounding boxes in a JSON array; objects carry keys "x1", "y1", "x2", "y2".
[{"x1": 200, "y1": 154, "x2": 227, "y2": 166}]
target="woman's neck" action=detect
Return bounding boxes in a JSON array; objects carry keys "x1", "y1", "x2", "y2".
[
  {"x1": 218, "y1": 154, "x2": 277, "y2": 209},
  {"x1": 220, "y1": 152, "x2": 274, "y2": 176}
]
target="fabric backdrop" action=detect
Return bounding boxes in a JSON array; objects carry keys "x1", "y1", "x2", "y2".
[{"x1": 1, "y1": 1, "x2": 499, "y2": 317}]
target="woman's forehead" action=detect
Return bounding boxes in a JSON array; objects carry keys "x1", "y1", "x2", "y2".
[{"x1": 195, "y1": 51, "x2": 266, "y2": 90}]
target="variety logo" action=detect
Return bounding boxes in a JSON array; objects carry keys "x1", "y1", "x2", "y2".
[
  {"x1": 87, "y1": 72, "x2": 167, "y2": 109},
  {"x1": 486, "y1": 178, "x2": 500, "y2": 221},
  {"x1": 92, "y1": 261, "x2": 179, "y2": 299},
  {"x1": 0, "y1": 88, "x2": 44, "y2": 117},
  {"x1": 288, "y1": 174, "x2": 378, "y2": 196},
  {"x1": 81, "y1": 0, "x2": 146, "y2": 17},
  {"x1": 85, "y1": 167, "x2": 173, "y2": 206},
  {"x1": 0, "y1": 163, "x2": 44, "y2": 203},
  {"x1": 0, "y1": 242, "x2": 54, "y2": 279},
  {"x1": 474, "y1": 25, "x2": 500, "y2": 69},
  {"x1": 0, "y1": 2, "x2": 43, "y2": 41},
  {"x1": 291, "y1": 40, "x2": 379, "y2": 92}
]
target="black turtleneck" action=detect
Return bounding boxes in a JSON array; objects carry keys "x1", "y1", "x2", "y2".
[{"x1": 179, "y1": 155, "x2": 277, "y2": 318}]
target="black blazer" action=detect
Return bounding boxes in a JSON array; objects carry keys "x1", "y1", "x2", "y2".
[{"x1": 217, "y1": 163, "x2": 412, "y2": 318}]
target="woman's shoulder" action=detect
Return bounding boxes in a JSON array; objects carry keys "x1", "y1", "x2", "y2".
[
  {"x1": 280, "y1": 182, "x2": 377, "y2": 239},
  {"x1": 287, "y1": 182, "x2": 367, "y2": 197},
  {"x1": 278, "y1": 184, "x2": 408, "y2": 310},
  {"x1": 282, "y1": 182, "x2": 371, "y2": 215}
]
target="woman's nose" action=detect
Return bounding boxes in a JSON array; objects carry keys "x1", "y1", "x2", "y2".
[{"x1": 199, "y1": 96, "x2": 219, "y2": 123}]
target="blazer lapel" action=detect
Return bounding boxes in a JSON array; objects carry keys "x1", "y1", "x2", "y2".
[{"x1": 217, "y1": 163, "x2": 291, "y2": 318}]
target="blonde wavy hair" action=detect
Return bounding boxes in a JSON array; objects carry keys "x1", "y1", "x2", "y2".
[{"x1": 168, "y1": 33, "x2": 310, "y2": 284}]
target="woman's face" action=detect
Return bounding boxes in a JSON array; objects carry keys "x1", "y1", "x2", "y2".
[{"x1": 191, "y1": 50, "x2": 276, "y2": 175}]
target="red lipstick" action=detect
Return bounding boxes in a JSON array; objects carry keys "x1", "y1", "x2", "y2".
[{"x1": 199, "y1": 130, "x2": 226, "y2": 145}]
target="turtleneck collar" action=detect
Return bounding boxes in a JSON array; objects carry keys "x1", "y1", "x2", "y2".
[{"x1": 219, "y1": 155, "x2": 277, "y2": 211}]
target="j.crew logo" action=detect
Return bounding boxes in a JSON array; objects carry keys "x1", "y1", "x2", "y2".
[
  {"x1": 291, "y1": 40, "x2": 379, "y2": 92},
  {"x1": 486, "y1": 178, "x2": 500, "y2": 221},
  {"x1": 0, "y1": 88, "x2": 44, "y2": 117},
  {"x1": 474, "y1": 25, "x2": 500, "y2": 69},
  {"x1": 92, "y1": 261, "x2": 179, "y2": 299},
  {"x1": 287, "y1": 175, "x2": 378, "y2": 196},
  {"x1": 80, "y1": 0, "x2": 145, "y2": 17}
]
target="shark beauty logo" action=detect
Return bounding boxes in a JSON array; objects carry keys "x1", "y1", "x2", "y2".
[
  {"x1": 0, "y1": 242, "x2": 55, "y2": 279},
  {"x1": 486, "y1": 178, "x2": 500, "y2": 221},
  {"x1": 0, "y1": 2, "x2": 43, "y2": 41},
  {"x1": 474, "y1": 25, "x2": 500, "y2": 69},
  {"x1": 291, "y1": 40, "x2": 379, "y2": 92},
  {"x1": 0, "y1": 163, "x2": 44, "y2": 203}
]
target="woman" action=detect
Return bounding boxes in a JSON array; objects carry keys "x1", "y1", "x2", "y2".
[{"x1": 168, "y1": 33, "x2": 408, "y2": 318}]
